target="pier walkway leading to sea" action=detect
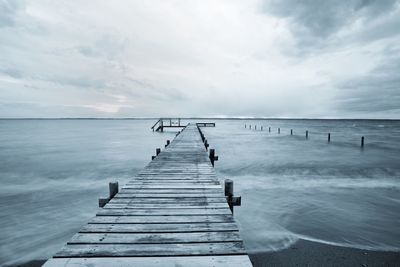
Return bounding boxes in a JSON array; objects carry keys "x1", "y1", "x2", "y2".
[{"x1": 43, "y1": 124, "x2": 252, "y2": 266}]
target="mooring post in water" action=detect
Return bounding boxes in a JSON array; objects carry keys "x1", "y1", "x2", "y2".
[
  {"x1": 269, "y1": 127, "x2": 271, "y2": 133},
  {"x1": 156, "y1": 148, "x2": 161, "y2": 156},
  {"x1": 361, "y1": 136, "x2": 365, "y2": 148},
  {"x1": 261, "y1": 126, "x2": 263, "y2": 131},
  {"x1": 224, "y1": 179, "x2": 241, "y2": 214},
  {"x1": 255, "y1": 125, "x2": 257, "y2": 130},
  {"x1": 306, "y1": 130, "x2": 309, "y2": 139},
  {"x1": 278, "y1": 128, "x2": 280, "y2": 134},
  {"x1": 249, "y1": 125, "x2": 251, "y2": 130},
  {"x1": 209, "y1": 149, "x2": 219, "y2": 167},
  {"x1": 328, "y1": 133, "x2": 331, "y2": 143},
  {"x1": 245, "y1": 124, "x2": 246, "y2": 128},
  {"x1": 165, "y1": 140, "x2": 170, "y2": 148},
  {"x1": 109, "y1": 182, "x2": 118, "y2": 199},
  {"x1": 291, "y1": 129, "x2": 293, "y2": 135}
]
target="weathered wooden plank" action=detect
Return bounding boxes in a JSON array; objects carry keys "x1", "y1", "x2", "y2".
[
  {"x1": 54, "y1": 242, "x2": 247, "y2": 257},
  {"x1": 97, "y1": 208, "x2": 232, "y2": 216},
  {"x1": 123, "y1": 185, "x2": 222, "y2": 189},
  {"x1": 80, "y1": 222, "x2": 239, "y2": 233},
  {"x1": 114, "y1": 193, "x2": 223, "y2": 198},
  {"x1": 89, "y1": 215, "x2": 235, "y2": 224},
  {"x1": 69, "y1": 231, "x2": 242, "y2": 244},
  {"x1": 104, "y1": 203, "x2": 229, "y2": 209},
  {"x1": 108, "y1": 197, "x2": 227, "y2": 204},
  {"x1": 43, "y1": 255, "x2": 253, "y2": 267},
  {"x1": 119, "y1": 189, "x2": 222, "y2": 194}
]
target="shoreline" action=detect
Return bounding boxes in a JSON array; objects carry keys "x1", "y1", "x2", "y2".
[
  {"x1": 8, "y1": 240, "x2": 400, "y2": 267},
  {"x1": 249, "y1": 239, "x2": 400, "y2": 267}
]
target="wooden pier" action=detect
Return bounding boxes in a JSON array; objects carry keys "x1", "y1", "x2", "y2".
[
  {"x1": 151, "y1": 118, "x2": 215, "y2": 132},
  {"x1": 43, "y1": 123, "x2": 252, "y2": 266}
]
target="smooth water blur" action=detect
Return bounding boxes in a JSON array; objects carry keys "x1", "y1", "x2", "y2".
[
  {"x1": 202, "y1": 119, "x2": 400, "y2": 253},
  {"x1": 0, "y1": 119, "x2": 176, "y2": 266},
  {"x1": 0, "y1": 119, "x2": 399, "y2": 265}
]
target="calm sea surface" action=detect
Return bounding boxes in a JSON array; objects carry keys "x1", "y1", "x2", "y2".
[{"x1": 0, "y1": 119, "x2": 399, "y2": 266}]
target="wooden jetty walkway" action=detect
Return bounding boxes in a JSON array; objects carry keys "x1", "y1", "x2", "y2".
[{"x1": 43, "y1": 123, "x2": 252, "y2": 266}]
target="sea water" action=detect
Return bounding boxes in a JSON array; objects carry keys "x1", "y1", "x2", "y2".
[{"x1": 0, "y1": 119, "x2": 399, "y2": 266}]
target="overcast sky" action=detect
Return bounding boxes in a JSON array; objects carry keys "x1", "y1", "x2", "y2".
[{"x1": 0, "y1": 0, "x2": 399, "y2": 118}]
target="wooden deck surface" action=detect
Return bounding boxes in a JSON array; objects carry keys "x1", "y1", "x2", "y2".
[{"x1": 43, "y1": 124, "x2": 252, "y2": 266}]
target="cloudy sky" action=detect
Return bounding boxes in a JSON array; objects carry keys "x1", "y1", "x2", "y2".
[{"x1": 0, "y1": 0, "x2": 399, "y2": 118}]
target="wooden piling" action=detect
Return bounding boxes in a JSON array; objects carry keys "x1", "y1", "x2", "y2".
[
  {"x1": 225, "y1": 179, "x2": 233, "y2": 213},
  {"x1": 361, "y1": 136, "x2": 364, "y2": 148},
  {"x1": 278, "y1": 128, "x2": 280, "y2": 134},
  {"x1": 98, "y1": 198, "x2": 108, "y2": 208},
  {"x1": 249, "y1": 125, "x2": 251, "y2": 129},
  {"x1": 255, "y1": 125, "x2": 257, "y2": 130},
  {"x1": 261, "y1": 126, "x2": 263, "y2": 131},
  {"x1": 328, "y1": 133, "x2": 331, "y2": 143},
  {"x1": 209, "y1": 149, "x2": 218, "y2": 167},
  {"x1": 204, "y1": 139, "x2": 209, "y2": 150},
  {"x1": 269, "y1": 127, "x2": 271, "y2": 133},
  {"x1": 290, "y1": 129, "x2": 293, "y2": 135},
  {"x1": 109, "y1": 182, "x2": 119, "y2": 199},
  {"x1": 165, "y1": 140, "x2": 170, "y2": 148},
  {"x1": 245, "y1": 124, "x2": 246, "y2": 128},
  {"x1": 306, "y1": 130, "x2": 308, "y2": 139},
  {"x1": 156, "y1": 148, "x2": 161, "y2": 156}
]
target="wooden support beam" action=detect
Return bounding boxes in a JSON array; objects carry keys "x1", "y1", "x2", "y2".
[
  {"x1": 224, "y1": 179, "x2": 241, "y2": 214},
  {"x1": 209, "y1": 149, "x2": 218, "y2": 167},
  {"x1": 109, "y1": 182, "x2": 119, "y2": 199}
]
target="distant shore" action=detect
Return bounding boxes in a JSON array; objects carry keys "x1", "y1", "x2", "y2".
[{"x1": 8, "y1": 239, "x2": 400, "y2": 267}]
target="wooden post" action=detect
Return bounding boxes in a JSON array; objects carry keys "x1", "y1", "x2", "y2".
[
  {"x1": 269, "y1": 127, "x2": 271, "y2": 132},
  {"x1": 255, "y1": 125, "x2": 257, "y2": 130},
  {"x1": 361, "y1": 136, "x2": 364, "y2": 148},
  {"x1": 306, "y1": 130, "x2": 308, "y2": 139},
  {"x1": 278, "y1": 128, "x2": 280, "y2": 134},
  {"x1": 328, "y1": 133, "x2": 331, "y2": 143},
  {"x1": 245, "y1": 124, "x2": 246, "y2": 128},
  {"x1": 98, "y1": 198, "x2": 108, "y2": 208},
  {"x1": 209, "y1": 149, "x2": 218, "y2": 167},
  {"x1": 156, "y1": 148, "x2": 161, "y2": 156},
  {"x1": 109, "y1": 182, "x2": 118, "y2": 199},
  {"x1": 249, "y1": 125, "x2": 251, "y2": 129},
  {"x1": 165, "y1": 140, "x2": 170, "y2": 148},
  {"x1": 261, "y1": 126, "x2": 263, "y2": 131},
  {"x1": 225, "y1": 179, "x2": 233, "y2": 212},
  {"x1": 160, "y1": 120, "x2": 164, "y2": 132},
  {"x1": 151, "y1": 156, "x2": 156, "y2": 160},
  {"x1": 204, "y1": 139, "x2": 209, "y2": 150},
  {"x1": 290, "y1": 129, "x2": 293, "y2": 135},
  {"x1": 178, "y1": 118, "x2": 181, "y2": 126}
]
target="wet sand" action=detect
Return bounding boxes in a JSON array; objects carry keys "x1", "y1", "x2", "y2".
[{"x1": 249, "y1": 239, "x2": 400, "y2": 267}]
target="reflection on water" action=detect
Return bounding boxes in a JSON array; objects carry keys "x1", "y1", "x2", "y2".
[{"x1": 0, "y1": 119, "x2": 399, "y2": 265}]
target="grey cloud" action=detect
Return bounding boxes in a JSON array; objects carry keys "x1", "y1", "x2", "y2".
[
  {"x1": 0, "y1": 67, "x2": 23, "y2": 78},
  {"x1": 0, "y1": 0, "x2": 24, "y2": 28},
  {"x1": 262, "y1": 0, "x2": 399, "y2": 55},
  {"x1": 263, "y1": 0, "x2": 397, "y2": 37},
  {"x1": 335, "y1": 48, "x2": 400, "y2": 112}
]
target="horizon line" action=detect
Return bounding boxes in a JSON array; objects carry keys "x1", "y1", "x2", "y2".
[{"x1": 0, "y1": 117, "x2": 399, "y2": 121}]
